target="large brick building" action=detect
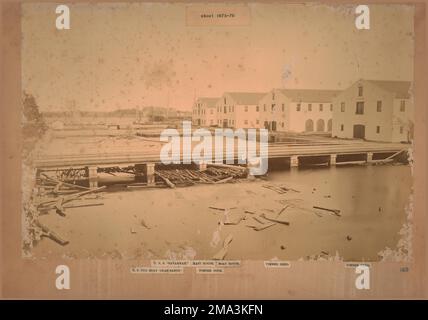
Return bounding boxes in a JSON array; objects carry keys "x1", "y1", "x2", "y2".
[
  {"x1": 192, "y1": 97, "x2": 219, "y2": 127},
  {"x1": 215, "y1": 92, "x2": 266, "y2": 129},
  {"x1": 332, "y1": 80, "x2": 413, "y2": 142},
  {"x1": 258, "y1": 89, "x2": 340, "y2": 132}
]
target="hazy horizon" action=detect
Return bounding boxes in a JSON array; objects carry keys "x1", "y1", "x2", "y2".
[{"x1": 22, "y1": 3, "x2": 414, "y2": 112}]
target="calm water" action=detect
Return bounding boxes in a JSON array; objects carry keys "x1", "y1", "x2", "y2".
[
  {"x1": 257, "y1": 164, "x2": 413, "y2": 260},
  {"x1": 33, "y1": 164, "x2": 412, "y2": 261}
]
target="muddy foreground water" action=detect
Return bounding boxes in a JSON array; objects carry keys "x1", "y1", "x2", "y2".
[{"x1": 31, "y1": 164, "x2": 412, "y2": 262}]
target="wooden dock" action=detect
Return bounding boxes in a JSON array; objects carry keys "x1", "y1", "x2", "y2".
[{"x1": 33, "y1": 138, "x2": 409, "y2": 169}]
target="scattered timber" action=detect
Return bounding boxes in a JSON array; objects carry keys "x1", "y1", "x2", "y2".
[
  {"x1": 262, "y1": 184, "x2": 300, "y2": 194},
  {"x1": 41, "y1": 173, "x2": 90, "y2": 190},
  {"x1": 224, "y1": 213, "x2": 246, "y2": 225},
  {"x1": 260, "y1": 213, "x2": 290, "y2": 226},
  {"x1": 63, "y1": 202, "x2": 104, "y2": 209},
  {"x1": 277, "y1": 205, "x2": 291, "y2": 216},
  {"x1": 215, "y1": 176, "x2": 233, "y2": 184},
  {"x1": 155, "y1": 172, "x2": 175, "y2": 188},
  {"x1": 244, "y1": 210, "x2": 257, "y2": 215},
  {"x1": 252, "y1": 222, "x2": 277, "y2": 231},
  {"x1": 34, "y1": 220, "x2": 69, "y2": 246},
  {"x1": 252, "y1": 216, "x2": 266, "y2": 225},
  {"x1": 209, "y1": 206, "x2": 227, "y2": 211},
  {"x1": 154, "y1": 165, "x2": 246, "y2": 187},
  {"x1": 29, "y1": 175, "x2": 108, "y2": 247},
  {"x1": 313, "y1": 206, "x2": 341, "y2": 217},
  {"x1": 212, "y1": 234, "x2": 233, "y2": 260}
]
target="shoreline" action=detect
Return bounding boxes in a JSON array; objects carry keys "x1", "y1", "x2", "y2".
[{"x1": 27, "y1": 164, "x2": 412, "y2": 262}]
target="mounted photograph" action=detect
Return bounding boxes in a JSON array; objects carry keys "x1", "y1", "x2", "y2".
[{"x1": 21, "y1": 2, "x2": 415, "y2": 264}]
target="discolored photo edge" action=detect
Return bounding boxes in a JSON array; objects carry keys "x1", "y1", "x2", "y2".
[{"x1": 1, "y1": 0, "x2": 427, "y2": 299}]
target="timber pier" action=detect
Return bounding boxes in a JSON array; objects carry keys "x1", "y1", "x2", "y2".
[{"x1": 33, "y1": 137, "x2": 410, "y2": 188}]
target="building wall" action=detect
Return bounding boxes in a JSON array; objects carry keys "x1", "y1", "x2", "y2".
[
  {"x1": 234, "y1": 104, "x2": 261, "y2": 129},
  {"x1": 213, "y1": 93, "x2": 265, "y2": 129},
  {"x1": 192, "y1": 101, "x2": 202, "y2": 126},
  {"x1": 288, "y1": 101, "x2": 332, "y2": 133},
  {"x1": 258, "y1": 90, "x2": 289, "y2": 132},
  {"x1": 215, "y1": 95, "x2": 235, "y2": 128},
  {"x1": 391, "y1": 98, "x2": 414, "y2": 142},
  {"x1": 192, "y1": 99, "x2": 218, "y2": 127},
  {"x1": 332, "y1": 80, "x2": 396, "y2": 142},
  {"x1": 205, "y1": 106, "x2": 217, "y2": 126},
  {"x1": 258, "y1": 89, "x2": 333, "y2": 133}
]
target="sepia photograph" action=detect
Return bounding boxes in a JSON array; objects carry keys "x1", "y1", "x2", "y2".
[{"x1": 20, "y1": 2, "x2": 415, "y2": 264}]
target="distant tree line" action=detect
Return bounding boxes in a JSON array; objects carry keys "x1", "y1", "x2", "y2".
[{"x1": 22, "y1": 92, "x2": 47, "y2": 139}]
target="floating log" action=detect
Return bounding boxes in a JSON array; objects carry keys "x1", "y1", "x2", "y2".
[
  {"x1": 262, "y1": 185, "x2": 286, "y2": 194},
  {"x1": 140, "y1": 218, "x2": 151, "y2": 229},
  {"x1": 126, "y1": 184, "x2": 165, "y2": 189},
  {"x1": 54, "y1": 197, "x2": 66, "y2": 217},
  {"x1": 252, "y1": 222, "x2": 276, "y2": 231},
  {"x1": 40, "y1": 173, "x2": 90, "y2": 190},
  {"x1": 252, "y1": 216, "x2": 266, "y2": 225},
  {"x1": 215, "y1": 176, "x2": 233, "y2": 184},
  {"x1": 208, "y1": 163, "x2": 247, "y2": 171},
  {"x1": 63, "y1": 202, "x2": 104, "y2": 209},
  {"x1": 244, "y1": 210, "x2": 257, "y2": 215},
  {"x1": 209, "y1": 206, "x2": 226, "y2": 211},
  {"x1": 263, "y1": 184, "x2": 299, "y2": 194},
  {"x1": 155, "y1": 172, "x2": 175, "y2": 188},
  {"x1": 260, "y1": 213, "x2": 290, "y2": 225},
  {"x1": 37, "y1": 185, "x2": 106, "y2": 209},
  {"x1": 277, "y1": 205, "x2": 291, "y2": 216},
  {"x1": 63, "y1": 185, "x2": 106, "y2": 202},
  {"x1": 34, "y1": 221, "x2": 69, "y2": 246},
  {"x1": 212, "y1": 234, "x2": 233, "y2": 260},
  {"x1": 313, "y1": 206, "x2": 341, "y2": 217},
  {"x1": 224, "y1": 213, "x2": 246, "y2": 225}
]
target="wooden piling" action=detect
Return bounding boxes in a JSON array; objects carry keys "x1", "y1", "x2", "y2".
[
  {"x1": 145, "y1": 163, "x2": 155, "y2": 186},
  {"x1": 88, "y1": 166, "x2": 98, "y2": 188},
  {"x1": 290, "y1": 155, "x2": 299, "y2": 167}
]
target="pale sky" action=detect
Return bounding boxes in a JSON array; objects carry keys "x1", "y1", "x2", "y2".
[{"x1": 22, "y1": 3, "x2": 415, "y2": 111}]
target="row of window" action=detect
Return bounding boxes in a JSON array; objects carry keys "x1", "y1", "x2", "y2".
[
  {"x1": 217, "y1": 106, "x2": 237, "y2": 113},
  {"x1": 216, "y1": 119, "x2": 287, "y2": 128},
  {"x1": 201, "y1": 99, "x2": 407, "y2": 116},
  {"x1": 193, "y1": 109, "x2": 205, "y2": 115},
  {"x1": 195, "y1": 119, "x2": 216, "y2": 125},
  {"x1": 217, "y1": 119, "x2": 239, "y2": 126},
  {"x1": 261, "y1": 104, "x2": 285, "y2": 112},
  {"x1": 339, "y1": 124, "x2": 406, "y2": 134},
  {"x1": 339, "y1": 100, "x2": 406, "y2": 114},
  {"x1": 218, "y1": 103, "x2": 332, "y2": 114},
  {"x1": 198, "y1": 100, "x2": 407, "y2": 115},
  {"x1": 193, "y1": 109, "x2": 215, "y2": 115},
  {"x1": 218, "y1": 119, "x2": 252, "y2": 125},
  {"x1": 296, "y1": 103, "x2": 332, "y2": 112}
]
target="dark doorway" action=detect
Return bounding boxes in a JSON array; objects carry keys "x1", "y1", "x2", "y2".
[
  {"x1": 305, "y1": 119, "x2": 314, "y2": 132},
  {"x1": 316, "y1": 119, "x2": 325, "y2": 132},
  {"x1": 353, "y1": 124, "x2": 365, "y2": 139},
  {"x1": 264, "y1": 121, "x2": 270, "y2": 130},
  {"x1": 271, "y1": 121, "x2": 277, "y2": 132},
  {"x1": 327, "y1": 119, "x2": 332, "y2": 131}
]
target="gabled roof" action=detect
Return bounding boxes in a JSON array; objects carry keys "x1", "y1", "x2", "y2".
[
  {"x1": 225, "y1": 92, "x2": 267, "y2": 105},
  {"x1": 365, "y1": 80, "x2": 412, "y2": 99},
  {"x1": 197, "y1": 97, "x2": 219, "y2": 107},
  {"x1": 276, "y1": 89, "x2": 341, "y2": 103}
]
